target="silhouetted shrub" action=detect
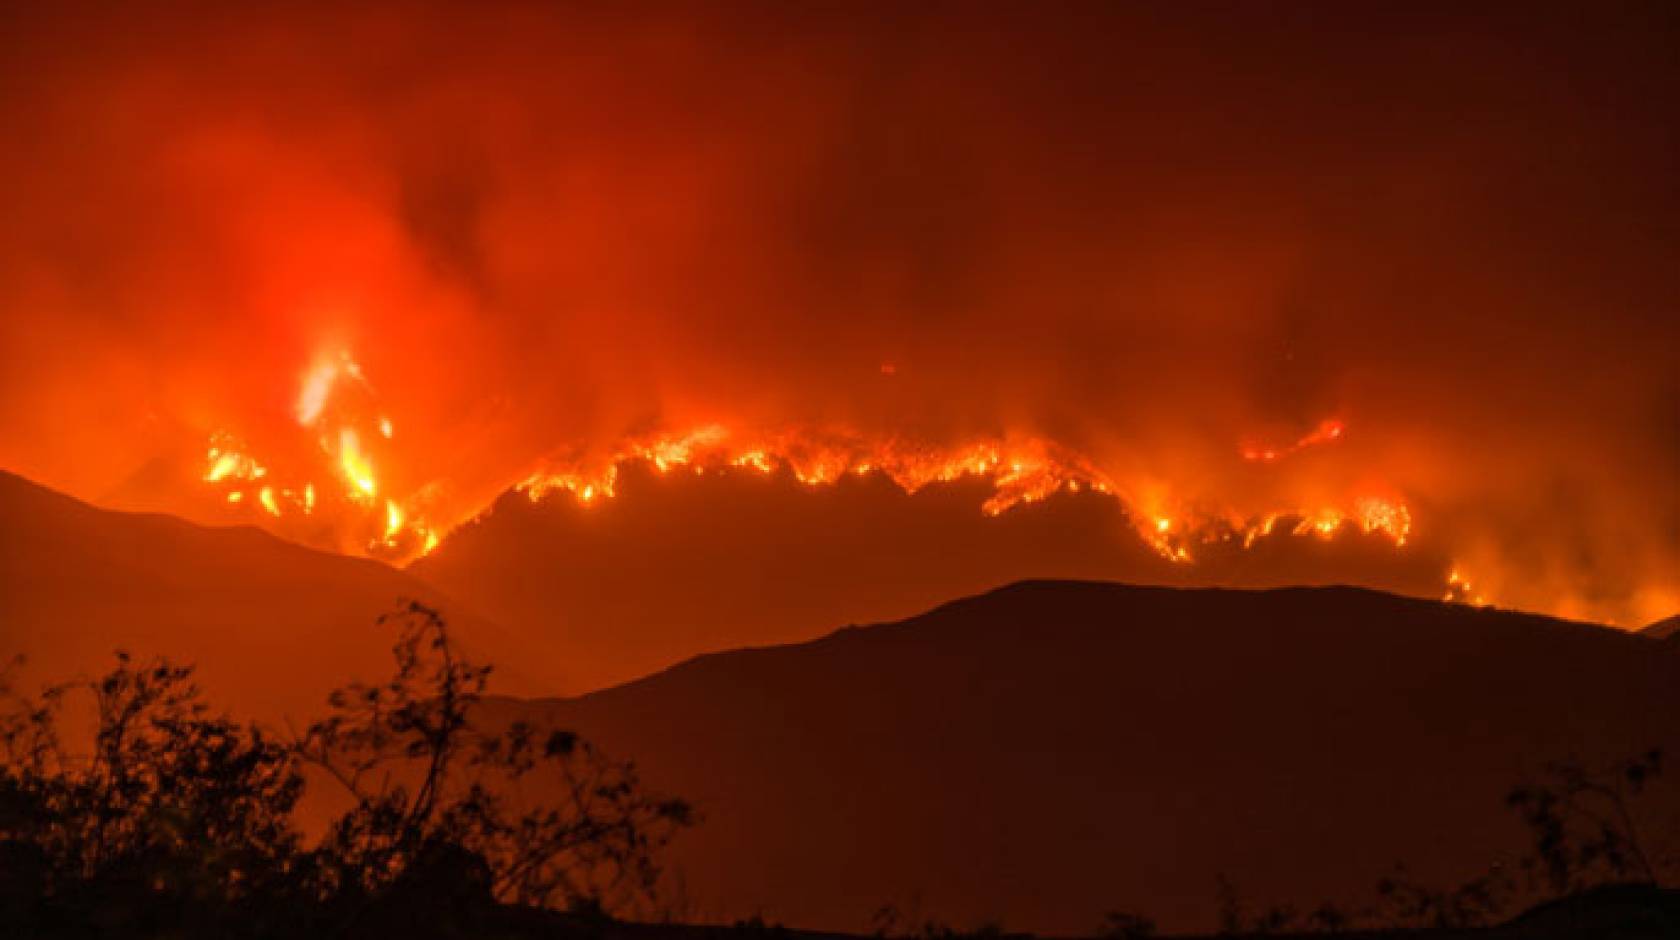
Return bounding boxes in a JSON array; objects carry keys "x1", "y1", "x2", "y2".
[
  {"x1": 1371, "y1": 862, "x2": 1514, "y2": 929},
  {"x1": 868, "y1": 903, "x2": 1021, "y2": 940},
  {"x1": 0, "y1": 601, "x2": 692, "y2": 936},
  {"x1": 1097, "y1": 909, "x2": 1155, "y2": 938},
  {"x1": 297, "y1": 601, "x2": 694, "y2": 915},
  {"x1": 1507, "y1": 748, "x2": 1671, "y2": 895},
  {"x1": 0, "y1": 654, "x2": 307, "y2": 931},
  {"x1": 1213, "y1": 873, "x2": 1299, "y2": 934}
]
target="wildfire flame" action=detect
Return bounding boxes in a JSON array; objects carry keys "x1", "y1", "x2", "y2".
[
  {"x1": 197, "y1": 351, "x2": 1494, "y2": 608},
  {"x1": 1443, "y1": 567, "x2": 1488, "y2": 607},
  {"x1": 337, "y1": 428, "x2": 377, "y2": 499},
  {"x1": 520, "y1": 425, "x2": 1116, "y2": 518},
  {"x1": 204, "y1": 434, "x2": 266, "y2": 483},
  {"x1": 519, "y1": 424, "x2": 1418, "y2": 569},
  {"x1": 199, "y1": 352, "x2": 438, "y2": 558}
]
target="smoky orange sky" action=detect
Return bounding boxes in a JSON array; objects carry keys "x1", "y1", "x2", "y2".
[{"x1": 1, "y1": 2, "x2": 1675, "y2": 626}]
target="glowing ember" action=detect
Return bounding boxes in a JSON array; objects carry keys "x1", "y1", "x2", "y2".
[
  {"x1": 1444, "y1": 567, "x2": 1488, "y2": 607},
  {"x1": 1242, "y1": 418, "x2": 1347, "y2": 463}
]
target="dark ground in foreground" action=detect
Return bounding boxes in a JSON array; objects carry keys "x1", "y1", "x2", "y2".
[
  {"x1": 499, "y1": 884, "x2": 1678, "y2": 940},
  {"x1": 475, "y1": 885, "x2": 1680, "y2": 940},
  {"x1": 35, "y1": 883, "x2": 1656, "y2": 940}
]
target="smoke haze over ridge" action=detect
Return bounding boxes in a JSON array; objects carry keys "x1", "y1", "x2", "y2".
[{"x1": 1, "y1": 2, "x2": 1675, "y2": 625}]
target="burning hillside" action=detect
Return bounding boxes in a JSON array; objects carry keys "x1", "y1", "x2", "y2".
[
  {"x1": 0, "y1": 3, "x2": 1674, "y2": 627},
  {"x1": 199, "y1": 351, "x2": 441, "y2": 558},
  {"x1": 194, "y1": 349, "x2": 1424, "y2": 589}
]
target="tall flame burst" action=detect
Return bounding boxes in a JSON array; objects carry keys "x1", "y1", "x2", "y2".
[
  {"x1": 199, "y1": 352, "x2": 1462, "y2": 601},
  {"x1": 200, "y1": 352, "x2": 439, "y2": 558}
]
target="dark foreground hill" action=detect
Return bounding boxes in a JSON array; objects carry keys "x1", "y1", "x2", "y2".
[
  {"x1": 0, "y1": 470, "x2": 534, "y2": 719},
  {"x1": 412, "y1": 464, "x2": 1448, "y2": 692},
  {"x1": 491, "y1": 581, "x2": 1680, "y2": 935}
]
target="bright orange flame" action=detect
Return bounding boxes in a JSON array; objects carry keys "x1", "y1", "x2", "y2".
[
  {"x1": 1443, "y1": 566, "x2": 1489, "y2": 607},
  {"x1": 199, "y1": 354, "x2": 1448, "y2": 598},
  {"x1": 338, "y1": 428, "x2": 377, "y2": 498},
  {"x1": 1355, "y1": 497, "x2": 1411, "y2": 546},
  {"x1": 519, "y1": 425, "x2": 1413, "y2": 568},
  {"x1": 520, "y1": 427, "x2": 1113, "y2": 519},
  {"x1": 202, "y1": 350, "x2": 443, "y2": 558},
  {"x1": 203, "y1": 435, "x2": 266, "y2": 483}
]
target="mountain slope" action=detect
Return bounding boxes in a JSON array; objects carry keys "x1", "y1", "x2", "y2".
[
  {"x1": 413, "y1": 464, "x2": 1446, "y2": 692},
  {"x1": 493, "y1": 581, "x2": 1680, "y2": 934},
  {"x1": 0, "y1": 471, "x2": 539, "y2": 719},
  {"x1": 1641, "y1": 614, "x2": 1680, "y2": 641}
]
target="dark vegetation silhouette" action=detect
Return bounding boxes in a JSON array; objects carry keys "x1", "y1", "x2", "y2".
[
  {"x1": 1187, "y1": 749, "x2": 1678, "y2": 935},
  {"x1": 2, "y1": 590, "x2": 1677, "y2": 937},
  {"x1": 867, "y1": 901, "x2": 1024, "y2": 940},
  {"x1": 1363, "y1": 747, "x2": 1676, "y2": 932},
  {"x1": 865, "y1": 750, "x2": 1679, "y2": 937},
  {"x1": 1506, "y1": 749, "x2": 1669, "y2": 895},
  {"x1": 0, "y1": 601, "x2": 692, "y2": 937},
  {"x1": 1096, "y1": 910, "x2": 1157, "y2": 939}
]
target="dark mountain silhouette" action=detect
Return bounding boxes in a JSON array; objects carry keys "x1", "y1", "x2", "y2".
[
  {"x1": 488, "y1": 581, "x2": 1680, "y2": 935},
  {"x1": 9, "y1": 471, "x2": 1677, "y2": 933},
  {"x1": 1640, "y1": 614, "x2": 1680, "y2": 641},
  {"x1": 413, "y1": 462, "x2": 1449, "y2": 691},
  {"x1": 0, "y1": 471, "x2": 538, "y2": 719}
]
